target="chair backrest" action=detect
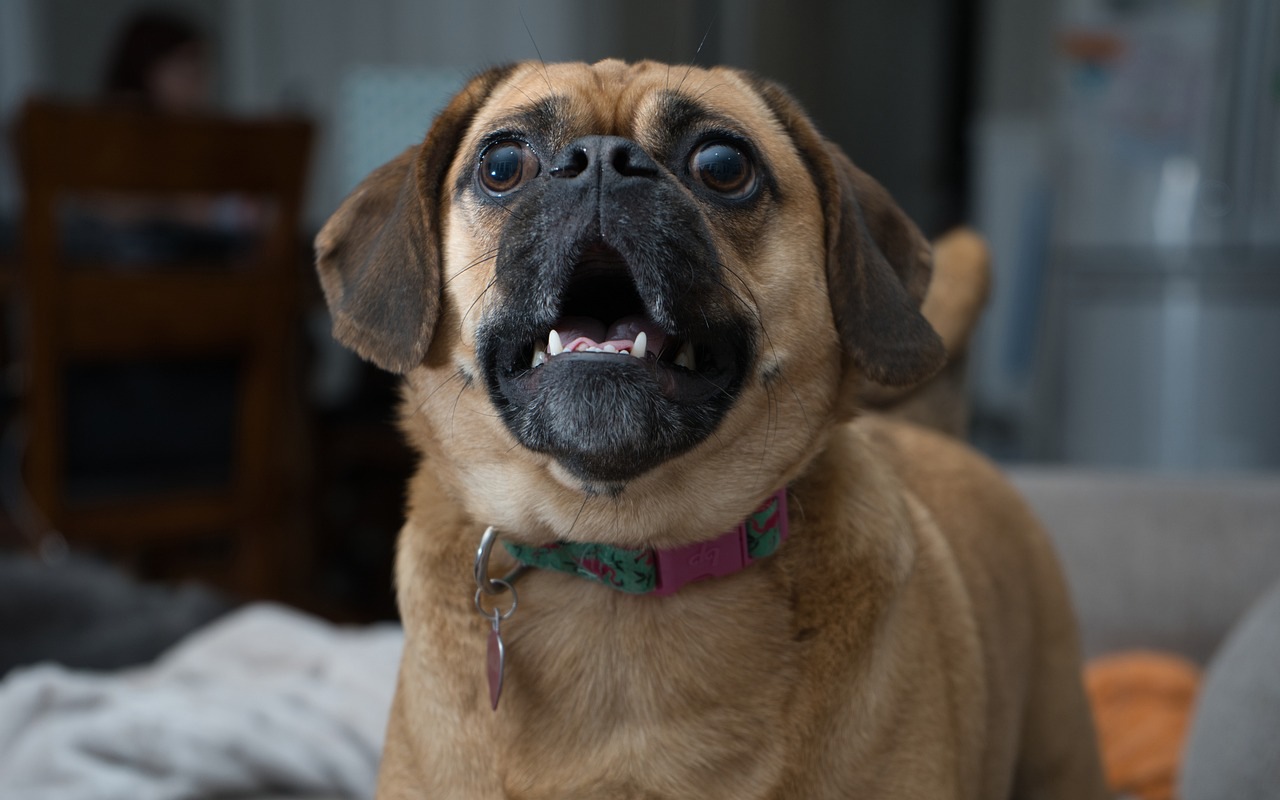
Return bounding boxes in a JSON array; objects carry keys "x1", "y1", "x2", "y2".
[{"x1": 15, "y1": 99, "x2": 312, "y2": 593}]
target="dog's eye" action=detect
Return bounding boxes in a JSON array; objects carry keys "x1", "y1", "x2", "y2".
[
  {"x1": 690, "y1": 141, "x2": 755, "y2": 197},
  {"x1": 479, "y1": 141, "x2": 540, "y2": 196}
]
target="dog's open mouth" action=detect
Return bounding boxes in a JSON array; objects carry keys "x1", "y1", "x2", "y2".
[
  {"x1": 506, "y1": 247, "x2": 738, "y2": 404},
  {"x1": 531, "y1": 254, "x2": 684, "y2": 366},
  {"x1": 481, "y1": 236, "x2": 753, "y2": 483}
]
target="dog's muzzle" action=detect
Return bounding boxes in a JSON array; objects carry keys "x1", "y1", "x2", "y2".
[{"x1": 476, "y1": 135, "x2": 756, "y2": 486}]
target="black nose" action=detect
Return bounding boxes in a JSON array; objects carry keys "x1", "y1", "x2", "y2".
[{"x1": 549, "y1": 135, "x2": 660, "y2": 181}]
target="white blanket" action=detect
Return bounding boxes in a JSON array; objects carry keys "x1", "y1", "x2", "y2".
[{"x1": 0, "y1": 603, "x2": 403, "y2": 800}]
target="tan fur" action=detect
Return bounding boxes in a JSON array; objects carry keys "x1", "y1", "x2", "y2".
[
  {"x1": 318, "y1": 60, "x2": 1106, "y2": 799},
  {"x1": 864, "y1": 228, "x2": 993, "y2": 436}
]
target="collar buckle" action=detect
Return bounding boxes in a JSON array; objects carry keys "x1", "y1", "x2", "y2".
[
  {"x1": 653, "y1": 488, "x2": 789, "y2": 596},
  {"x1": 653, "y1": 524, "x2": 750, "y2": 596}
]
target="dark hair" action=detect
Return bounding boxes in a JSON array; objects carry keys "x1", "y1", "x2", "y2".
[{"x1": 103, "y1": 9, "x2": 204, "y2": 101}]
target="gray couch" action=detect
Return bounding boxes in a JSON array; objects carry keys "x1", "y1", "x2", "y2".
[
  {"x1": 1012, "y1": 468, "x2": 1280, "y2": 799},
  {"x1": 1011, "y1": 468, "x2": 1280, "y2": 664}
]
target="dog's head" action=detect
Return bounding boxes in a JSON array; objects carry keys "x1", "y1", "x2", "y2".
[{"x1": 316, "y1": 60, "x2": 944, "y2": 547}]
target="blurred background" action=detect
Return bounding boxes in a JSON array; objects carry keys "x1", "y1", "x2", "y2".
[{"x1": 0, "y1": 0, "x2": 1276, "y2": 661}]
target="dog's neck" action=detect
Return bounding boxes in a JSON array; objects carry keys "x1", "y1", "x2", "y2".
[{"x1": 503, "y1": 488, "x2": 789, "y2": 596}]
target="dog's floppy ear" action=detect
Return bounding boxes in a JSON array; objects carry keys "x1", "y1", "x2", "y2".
[
  {"x1": 315, "y1": 65, "x2": 514, "y2": 372},
  {"x1": 750, "y1": 78, "x2": 946, "y2": 388}
]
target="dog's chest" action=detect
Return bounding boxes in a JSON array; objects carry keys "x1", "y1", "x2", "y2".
[{"x1": 487, "y1": 571, "x2": 800, "y2": 799}]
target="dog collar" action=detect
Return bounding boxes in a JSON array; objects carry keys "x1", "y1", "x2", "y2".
[{"x1": 502, "y1": 488, "x2": 789, "y2": 596}]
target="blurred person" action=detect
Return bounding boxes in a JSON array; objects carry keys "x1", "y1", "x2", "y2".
[
  {"x1": 103, "y1": 8, "x2": 212, "y2": 113},
  {"x1": 63, "y1": 7, "x2": 263, "y2": 264}
]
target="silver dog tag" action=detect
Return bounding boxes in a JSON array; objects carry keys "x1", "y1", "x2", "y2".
[
  {"x1": 487, "y1": 613, "x2": 506, "y2": 710},
  {"x1": 474, "y1": 528, "x2": 520, "y2": 712}
]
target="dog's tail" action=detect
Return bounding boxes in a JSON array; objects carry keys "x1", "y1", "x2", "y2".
[{"x1": 861, "y1": 227, "x2": 992, "y2": 438}]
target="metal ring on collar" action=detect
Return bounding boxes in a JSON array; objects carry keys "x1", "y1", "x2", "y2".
[
  {"x1": 474, "y1": 525, "x2": 505, "y2": 595},
  {"x1": 474, "y1": 579, "x2": 518, "y2": 621}
]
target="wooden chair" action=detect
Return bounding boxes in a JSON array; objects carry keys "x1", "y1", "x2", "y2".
[{"x1": 15, "y1": 99, "x2": 312, "y2": 598}]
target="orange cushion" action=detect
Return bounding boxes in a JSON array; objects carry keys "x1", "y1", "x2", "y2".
[{"x1": 1085, "y1": 651, "x2": 1202, "y2": 800}]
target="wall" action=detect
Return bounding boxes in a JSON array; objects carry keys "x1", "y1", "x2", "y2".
[
  {"x1": 0, "y1": 0, "x2": 40, "y2": 218},
  {"x1": 4, "y1": 0, "x2": 967, "y2": 232}
]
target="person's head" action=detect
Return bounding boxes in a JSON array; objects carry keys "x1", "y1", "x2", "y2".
[{"x1": 103, "y1": 9, "x2": 210, "y2": 112}]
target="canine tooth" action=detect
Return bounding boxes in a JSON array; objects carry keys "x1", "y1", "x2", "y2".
[
  {"x1": 675, "y1": 341, "x2": 696, "y2": 370},
  {"x1": 548, "y1": 329, "x2": 564, "y2": 356},
  {"x1": 632, "y1": 332, "x2": 647, "y2": 359},
  {"x1": 531, "y1": 344, "x2": 547, "y2": 368}
]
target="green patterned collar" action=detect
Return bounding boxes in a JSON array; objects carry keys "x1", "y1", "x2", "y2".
[{"x1": 503, "y1": 489, "x2": 789, "y2": 596}]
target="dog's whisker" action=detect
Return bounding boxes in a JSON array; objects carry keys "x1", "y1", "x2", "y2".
[
  {"x1": 777, "y1": 370, "x2": 812, "y2": 436},
  {"x1": 460, "y1": 273, "x2": 500, "y2": 338},
  {"x1": 447, "y1": 378, "x2": 469, "y2": 440},
  {"x1": 703, "y1": 426, "x2": 727, "y2": 462},
  {"x1": 409, "y1": 367, "x2": 469, "y2": 418},
  {"x1": 690, "y1": 82, "x2": 732, "y2": 106},
  {"x1": 455, "y1": 247, "x2": 499, "y2": 269},
  {"x1": 488, "y1": 198, "x2": 531, "y2": 224},
  {"x1": 706, "y1": 269, "x2": 780, "y2": 374},
  {"x1": 709, "y1": 285, "x2": 762, "y2": 343},
  {"x1": 518, "y1": 4, "x2": 554, "y2": 95},
  {"x1": 676, "y1": 13, "x2": 718, "y2": 95},
  {"x1": 445, "y1": 250, "x2": 500, "y2": 285},
  {"x1": 710, "y1": 263, "x2": 766, "y2": 327},
  {"x1": 506, "y1": 82, "x2": 543, "y2": 114},
  {"x1": 716, "y1": 261, "x2": 763, "y2": 313},
  {"x1": 766, "y1": 386, "x2": 786, "y2": 490},
  {"x1": 707, "y1": 267, "x2": 803, "y2": 437},
  {"x1": 567, "y1": 493, "x2": 590, "y2": 538},
  {"x1": 759, "y1": 382, "x2": 777, "y2": 474},
  {"x1": 686, "y1": 368, "x2": 737, "y2": 402}
]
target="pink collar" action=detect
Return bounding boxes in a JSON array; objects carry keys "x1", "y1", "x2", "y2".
[{"x1": 503, "y1": 488, "x2": 790, "y2": 595}]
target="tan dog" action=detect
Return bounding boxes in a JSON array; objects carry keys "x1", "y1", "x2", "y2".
[{"x1": 316, "y1": 60, "x2": 1106, "y2": 799}]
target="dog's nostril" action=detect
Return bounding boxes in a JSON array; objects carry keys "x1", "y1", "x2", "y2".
[
  {"x1": 552, "y1": 138, "x2": 659, "y2": 181},
  {"x1": 550, "y1": 147, "x2": 589, "y2": 179},
  {"x1": 610, "y1": 145, "x2": 658, "y2": 178}
]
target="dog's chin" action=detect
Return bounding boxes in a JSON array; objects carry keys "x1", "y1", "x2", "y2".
[{"x1": 483, "y1": 327, "x2": 750, "y2": 487}]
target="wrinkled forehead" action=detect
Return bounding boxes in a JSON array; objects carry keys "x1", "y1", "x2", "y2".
[{"x1": 457, "y1": 59, "x2": 786, "y2": 164}]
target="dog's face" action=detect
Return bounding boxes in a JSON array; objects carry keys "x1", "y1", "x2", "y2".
[{"x1": 317, "y1": 60, "x2": 943, "y2": 547}]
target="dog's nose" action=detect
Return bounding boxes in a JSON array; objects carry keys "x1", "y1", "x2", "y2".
[{"x1": 549, "y1": 136, "x2": 660, "y2": 181}]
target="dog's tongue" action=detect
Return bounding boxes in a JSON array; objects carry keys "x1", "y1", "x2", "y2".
[{"x1": 555, "y1": 314, "x2": 668, "y2": 354}]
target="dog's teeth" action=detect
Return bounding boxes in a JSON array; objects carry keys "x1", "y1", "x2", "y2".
[
  {"x1": 632, "y1": 332, "x2": 647, "y2": 359},
  {"x1": 603, "y1": 344, "x2": 617, "y2": 353},
  {"x1": 531, "y1": 343, "x2": 547, "y2": 368},
  {"x1": 548, "y1": 329, "x2": 564, "y2": 356},
  {"x1": 674, "y1": 341, "x2": 696, "y2": 371}
]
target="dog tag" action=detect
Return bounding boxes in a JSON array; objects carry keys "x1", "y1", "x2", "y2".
[
  {"x1": 473, "y1": 532, "x2": 518, "y2": 712},
  {"x1": 487, "y1": 613, "x2": 506, "y2": 710}
]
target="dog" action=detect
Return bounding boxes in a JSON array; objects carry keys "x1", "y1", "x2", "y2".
[{"x1": 316, "y1": 60, "x2": 1107, "y2": 799}]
